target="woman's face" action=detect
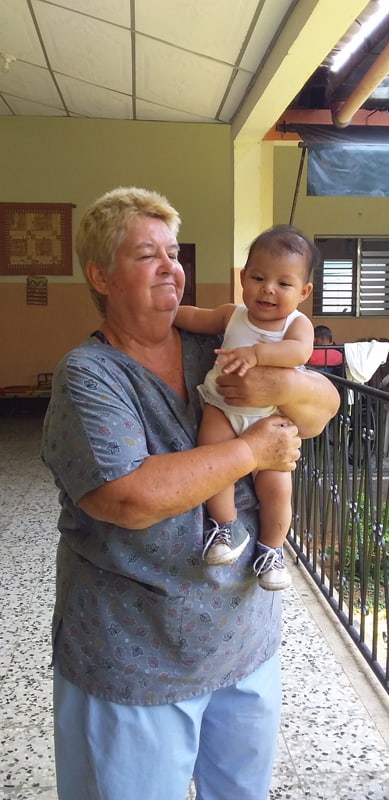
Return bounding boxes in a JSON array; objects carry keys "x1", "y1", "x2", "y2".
[{"x1": 102, "y1": 215, "x2": 185, "y2": 318}]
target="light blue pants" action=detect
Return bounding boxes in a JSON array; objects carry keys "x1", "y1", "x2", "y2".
[{"x1": 53, "y1": 652, "x2": 281, "y2": 800}]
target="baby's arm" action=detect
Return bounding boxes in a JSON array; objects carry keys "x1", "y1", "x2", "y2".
[
  {"x1": 174, "y1": 303, "x2": 234, "y2": 335},
  {"x1": 215, "y1": 314, "x2": 314, "y2": 376}
]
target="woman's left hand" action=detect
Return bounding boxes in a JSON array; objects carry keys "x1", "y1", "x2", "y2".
[{"x1": 216, "y1": 364, "x2": 340, "y2": 439}]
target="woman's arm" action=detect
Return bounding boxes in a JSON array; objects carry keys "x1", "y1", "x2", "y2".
[
  {"x1": 78, "y1": 415, "x2": 301, "y2": 528},
  {"x1": 216, "y1": 365, "x2": 340, "y2": 439}
]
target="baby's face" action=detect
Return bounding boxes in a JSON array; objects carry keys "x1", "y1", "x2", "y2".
[{"x1": 240, "y1": 249, "x2": 312, "y2": 328}]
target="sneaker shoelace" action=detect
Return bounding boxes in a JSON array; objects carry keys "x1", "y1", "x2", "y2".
[
  {"x1": 204, "y1": 524, "x2": 232, "y2": 551},
  {"x1": 253, "y1": 548, "x2": 284, "y2": 575}
]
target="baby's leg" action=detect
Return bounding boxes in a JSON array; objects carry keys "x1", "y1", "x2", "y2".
[
  {"x1": 254, "y1": 470, "x2": 292, "y2": 549},
  {"x1": 199, "y1": 404, "x2": 250, "y2": 566},
  {"x1": 252, "y1": 471, "x2": 292, "y2": 591},
  {"x1": 198, "y1": 404, "x2": 237, "y2": 521}
]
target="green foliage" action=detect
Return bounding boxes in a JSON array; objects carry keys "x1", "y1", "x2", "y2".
[{"x1": 326, "y1": 492, "x2": 388, "y2": 612}]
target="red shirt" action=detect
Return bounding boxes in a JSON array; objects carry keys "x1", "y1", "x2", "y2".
[{"x1": 308, "y1": 348, "x2": 343, "y2": 367}]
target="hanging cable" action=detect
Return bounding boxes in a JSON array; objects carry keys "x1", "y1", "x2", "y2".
[{"x1": 289, "y1": 144, "x2": 307, "y2": 224}]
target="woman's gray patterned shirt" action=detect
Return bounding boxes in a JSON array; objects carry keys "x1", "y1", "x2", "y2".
[{"x1": 41, "y1": 330, "x2": 281, "y2": 705}]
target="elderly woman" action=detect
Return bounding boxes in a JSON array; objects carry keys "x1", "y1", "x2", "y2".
[{"x1": 42, "y1": 187, "x2": 339, "y2": 800}]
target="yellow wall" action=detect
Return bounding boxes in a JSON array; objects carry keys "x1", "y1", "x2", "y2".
[
  {"x1": 0, "y1": 118, "x2": 233, "y2": 385},
  {"x1": 234, "y1": 140, "x2": 274, "y2": 270},
  {"x1": 273, "y1": 144, "x2": 389, "y2": 343},
  {"x1": 3, "y1": 119, "x2": 388, "y2": 387}
]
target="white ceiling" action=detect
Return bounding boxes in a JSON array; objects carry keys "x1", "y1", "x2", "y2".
[
  {"x1": 0, "y1": 0, "x2": 298, "y2": 121},
  {"x1": 0, "y1": 0, "x2": 372, "y2": 138}
]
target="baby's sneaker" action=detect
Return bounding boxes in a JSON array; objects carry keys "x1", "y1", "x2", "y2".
[
  {"x1": 253, "y1": 544, "x2": 291, "y2": 591},
  {"x1": 202, "y1": 518, "x2": 250, "y2": 566}
]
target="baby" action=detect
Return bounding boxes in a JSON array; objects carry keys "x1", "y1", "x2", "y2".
[{"x1": 175, "y1": 224, "x2": 319, "y2": 590}]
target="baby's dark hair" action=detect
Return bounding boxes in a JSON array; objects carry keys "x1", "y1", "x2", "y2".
[{"x1": 244, "y1": 224, "x2": 322, "y2": 283}]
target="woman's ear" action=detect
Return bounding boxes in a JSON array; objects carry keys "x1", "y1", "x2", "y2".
[{"x1": 86, "y1": 261, "x2": 108, "y2": 294}]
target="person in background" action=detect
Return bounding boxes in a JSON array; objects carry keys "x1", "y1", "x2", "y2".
[
  {"x1": 307, "y1": 324, "x2": 343, "y2": 374},
  {"x1": 42, "y1": 186, "x2": 339, "y2": 800},
  {"x1": 175, "y1": 225, "x2": 316, "y2": 591}
]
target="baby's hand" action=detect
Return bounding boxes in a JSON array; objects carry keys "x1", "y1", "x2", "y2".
[{"x1": 214, "y1": 345, "x2": 258, "y2": 376}]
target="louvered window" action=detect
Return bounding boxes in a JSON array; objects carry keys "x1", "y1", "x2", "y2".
[
  {"x1": 360, "y1": 239, "x2": 389, "y2": 316},
  {"x1": 313, "y1": 237, "x2": 389, "y2": 317}
]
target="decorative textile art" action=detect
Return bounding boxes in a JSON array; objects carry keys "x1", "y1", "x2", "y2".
[
  {"x1": 0, "y1": 202, "x2": 74, "y2": 275},
  {"x1": 26, "y1": 275, "x2": 48, "y2": 305}
]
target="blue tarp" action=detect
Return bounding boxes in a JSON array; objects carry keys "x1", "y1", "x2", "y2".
[
  {"x1": 291, "y1": 125, "x2": 389, "y2": 197},
  {"x1": 307, "y1": 143, "x2": 389, "y2": 196}
]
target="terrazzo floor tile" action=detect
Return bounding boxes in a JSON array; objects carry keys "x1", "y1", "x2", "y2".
[
  {"x1": 297, "y1": 772, "x2": 389, "y2": 800},
  {"x1": 2, "y1": 793, "x2": 58, "y2": 800},
  {"x1": 0, "y1": 726, "x2": 56, "y2": 798},
  {"x1": 269, "y1": 736, "x2": 305, "y2": 800},
  {"x1": 282, "y1": 712, "x2": 389, "y2": 772},
  {"x1": 6, "y1": 628, "x2": 53, "y2": 681},
  {"x1": 1, "y1": 412, "x2": 389, "y2": 800},
  {"x1": 0, "y1": 676, "x2": 53, "y2": 729}
]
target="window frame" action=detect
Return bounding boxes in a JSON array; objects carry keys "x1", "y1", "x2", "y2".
[{"x1": 314, "y1": 235, "x2": 389, "y2": 318}]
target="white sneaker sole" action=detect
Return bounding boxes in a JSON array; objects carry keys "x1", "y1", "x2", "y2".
[
  {"x1": 257, "y1": 573, "x2": 292, "y2": 591},
  {"x1": 203, "y1": 533, "x2": 250, "y2": 566}
]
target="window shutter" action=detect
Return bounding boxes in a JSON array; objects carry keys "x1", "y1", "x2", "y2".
[
  {"x1": 314, "y1": 238, "x2": 356, "y2": 315},
  {"x1": 315, "y1": 260, "x2": 354, "y2": 315},
  {"x1": 360, "y1": 239, "x2": 389, "y2": 316},
  {"x1": 313, "y1": 236, "x2": 389, "y2": 317}
]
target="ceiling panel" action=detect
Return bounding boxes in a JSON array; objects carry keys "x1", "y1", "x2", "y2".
[
  {"x1": 45, "y1": 0, "x2": 132, "y2": 26},
  {"x1": 218, "y1": 70, "x2": 254, "y2": 123},
  {"x1": 57, "y1": 74, "x2": 133, "y2": 118},
  {"x1": 135, "y1": 36, "x2": 235, "y2": 118},
  {"x1": 34, "y1": 3, "x2": 132, "y2": 92},
  {"x1": 4, "y1": 95, "x2": 65, "y2": 114},
  {"x1": 239, "y1": 0, "x2": 296, "y2": 72},
  {"x1": 0, "y1": 0, "x2": 46, "y2": 66},
  {"x1": 0, "y1": 61, "x2": 62, "y2": 106},
  {"x1": 135, "y1": 0, "x2": 260, "y2": 63},
  {"x1": 135, "y1": 97, "x2": 213, "y2": 122}
]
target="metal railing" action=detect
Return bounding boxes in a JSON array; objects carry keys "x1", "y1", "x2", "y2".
[{"x1": 289, "y1": 373, "x2": 389, "y2": 693}]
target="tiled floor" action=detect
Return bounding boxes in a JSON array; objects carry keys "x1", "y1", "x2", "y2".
[{"x1": 1, "y1": 410, "x2": 389, "y2": 800}]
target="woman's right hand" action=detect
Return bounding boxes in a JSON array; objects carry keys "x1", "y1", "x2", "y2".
[{"x1": 240, "y1": 415, "x2": 301, "y2": 473}]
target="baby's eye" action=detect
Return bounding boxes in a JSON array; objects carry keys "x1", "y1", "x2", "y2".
[{"x1": 252, "y1": 275, "x2": 263, "y2": 282}]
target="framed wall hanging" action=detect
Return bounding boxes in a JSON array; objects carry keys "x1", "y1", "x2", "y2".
[
  {"x1": 26, "y1": 275, "x2": 48, "y2": 305},
  {"x1": 0, "y1": 202, "x2": 74, "y2": 276}
]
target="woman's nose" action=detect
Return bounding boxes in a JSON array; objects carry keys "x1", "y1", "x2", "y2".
[{"x1": 158, "y1": 251, "x2": 175, "y2": 270}]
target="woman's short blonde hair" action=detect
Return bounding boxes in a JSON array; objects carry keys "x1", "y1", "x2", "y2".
[{"x1": 75, "y1": 186, "x2": 181, "y2": 314}]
